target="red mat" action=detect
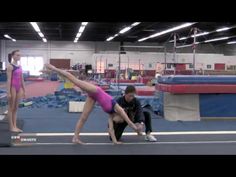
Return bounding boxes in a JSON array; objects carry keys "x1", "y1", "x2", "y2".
[
  {"x1": 136, "y1": 87, "x2": 155, "y2": 96},
  {"x1": 141, "y1": 78, "x2": 152, "y2": 84},
  {"x1": 25, "y1": 80, "x2": 61, "y2": 98},
  {"x1": 156, "y1": 84, "x2": 236, "y2": 94},
  {"x1": 110, "y1": 79, "x2": 137, "y2": 83},
  {"x1": 25, "y1": 77, "x2": 44, "y2": 81}
]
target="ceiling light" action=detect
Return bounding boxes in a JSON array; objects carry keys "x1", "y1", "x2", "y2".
[
  {"x1": 216, "y1": 27, "x2": 230, "y2": 32},
  {"x1": 204, "y1": 37, "x2": 229, "y2": 43},
  {"x1": 119, "y1": 27, "x2": 132, "y2": 34},
  {"x1": 191, "y1": 32, "x2": 209, "y2": 38},
  {"x1": 138, "y1": 23, "x2": 195, "y2": 42},
  {"x1": 76, "y1": 33, "x2": 82, "y2": 38},
  {"x1": 38, "y1": 32, "x2": 44, "y2": 38},
  {"x1": 150, "y1": 23, "x2": 194, "y2": 38},
  {"x1": 79, "y1": 26, "x2": 85, "y2": 33},
  {"x1": 227, "y1": 41, "x2": 236, "y2": 44},
  {"x1": 4, "y1": 34, "x2": 11, "y2": 39},
  {"x1": 30, "y1": 22, "x2": 41, "y2": 32},
  {"x1": 138, "y1": 37, "x2": 150, "y2": 42},
  {"x1": 106, "y1": 37, "x2": 114, "y2": 41},
  {"x1": 131, "y1": 22, "x2": 140, "y2": 27},
  {"x1": 81, "y1": 22, "x2": 88, "y2": 26},
  {"x1": 179, "y1": 37, "x2": 187, "y2": 40},
  {"x1": 106, "y1": 22, "x2": 141, "y2": 41}
]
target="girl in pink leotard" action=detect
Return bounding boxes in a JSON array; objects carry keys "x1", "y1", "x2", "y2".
[
  {"x1": 7, "y1": 50, "x2": 26, "y2": 133},
  {"x1": 87, "y1": 87, "x2": 117, "y2": 114},
  {"x1": 44, "y1": 64, "x2": 140, "y2": 145}
]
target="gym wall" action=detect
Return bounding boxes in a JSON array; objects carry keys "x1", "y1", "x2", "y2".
[{"x1": 0, "y1": 40, "x2": 236, "y2": 71}]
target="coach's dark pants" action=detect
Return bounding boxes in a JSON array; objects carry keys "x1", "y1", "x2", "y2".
[{"x1": 111, "y1": 111, "x2": 153, "y2": 141}]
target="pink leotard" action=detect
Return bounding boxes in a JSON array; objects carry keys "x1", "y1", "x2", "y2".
[
  {"x1": 10, "y1": 64, "x2": 22, "y2": 92},
  {"x1": 88, "y1": 86, "x2": 116, "y2": 114}
]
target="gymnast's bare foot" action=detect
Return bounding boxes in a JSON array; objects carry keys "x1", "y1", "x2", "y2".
[
  {"x1": 72, "y1": 136, "x2": 86, "y2": 145},
  {"x1": 10, "y1": 127, "x2": 21, "y2": 133},
  {"x1": 16, "y1": 127, "x2": 23, "y2": 133},
  {"x1": 114, "y1": 141, "x2": 123, "y2": 145}
]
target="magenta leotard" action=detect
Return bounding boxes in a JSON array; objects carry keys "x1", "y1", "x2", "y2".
[
  {"x1": 88, "y1": 86, "x2": 116, "y2": 114},
  {"x1": 10, "y1": 64, "x2": 22, "y2": 92}
]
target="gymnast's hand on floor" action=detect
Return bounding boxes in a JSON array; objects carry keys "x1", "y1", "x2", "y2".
[
  {"x1": 130, "y1": 123, "x2": 139, "y2": 132},
  {"x1": 131, "y1": 123, "x2": 143, "y2": 135}
]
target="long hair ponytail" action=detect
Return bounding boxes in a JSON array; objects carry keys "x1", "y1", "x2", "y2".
[{"x1": 8, "y1": 50, "x2": 20, "y2": 63}]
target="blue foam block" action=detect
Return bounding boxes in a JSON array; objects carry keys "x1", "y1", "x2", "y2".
[
  {"x1": 158, "y1": 92, "x2": 164, "y2": 116},
  {"x1": 110, "y1": 83, "x2": 145, "y2": 86},
  {"x1": 135, "y1": 96, "x2": 160, "y2": 112},
  {"x1": 200, "y1": 94, "x2": 236, "y2": 117},
  {"x1": 105, "y1": 90, "x2": 122, "y2": 97},
  {"x1": 0, "y1": 73, "x2": 7, "y2": 82},
  {"x1": 0, "y1": 89, "x2": 6, "y2": 93}
]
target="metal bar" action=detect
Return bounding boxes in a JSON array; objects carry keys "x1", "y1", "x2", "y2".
[
  {"x1": 121, "y1": 45, "x2": 165, "y2": 49},
  {"x1": 118, "y1": 52, "x2": 121, "y2": 90},
  {"x1": 176, "y1": 44, "x2": 193, "y2": 49},
  {"x1": 173, "y1": 33, "x2": 176, "y2": 75},
  {"x1": 164, "y1": 47, "x2": 167, "y2": 72},
  {"x1": 106, "y1": 58, "x2": 107, "y2": 70},
  {"x1": 193, "y1": 28, "x2": 197, "y2": 75},
  {"x1": 139, "y1": 59, "x2": 141, "y2": 74},
  {"x1": 127, "y1": 56, "x2": 129, "y2": 69}
]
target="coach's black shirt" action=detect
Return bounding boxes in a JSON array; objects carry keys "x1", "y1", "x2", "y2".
[{"x1": 116, "y1": 96, "x2": 144, "y2": 123}]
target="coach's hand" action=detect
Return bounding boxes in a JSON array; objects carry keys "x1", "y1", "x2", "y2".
[{"x1": 135, "y1": 123, "x2": 144, "y2": 136}]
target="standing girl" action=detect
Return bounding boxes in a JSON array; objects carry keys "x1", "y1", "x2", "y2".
[{"x1": 7, "y1": 50, "x2": 26, "y2": 132}]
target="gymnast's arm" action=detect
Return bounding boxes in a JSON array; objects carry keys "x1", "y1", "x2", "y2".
[{"x1": 108, "y1": 116, "x2": 122, "y2": 144}]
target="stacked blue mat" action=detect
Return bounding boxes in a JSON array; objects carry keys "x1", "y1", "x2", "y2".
[
  {"x1": 136, "y1": 96, "x2": 160, "y2": 114},
  {"x1": 105, "y1": 89, "x2": 123, "y2": 97},
  {"x1": 0, "y1": 72, "x2": 7, "y2": 82},
  {"x1": 23, "y1": 71, "x2": 30, "y2": 80},
  {"x1": 20, "y1": 88, "x2": 86, "y2": 109},
  {"x1": 110, "y1": 83, "x2": 145, "y2": 86},
  {"x1": 0, "y1": 89, "x2": 7, "y2": 107},
  {"x1": 199, "y1": 94, "x2": 236, "y2": 117},
  {"x1": 50, "y1": 72, "x2": 58, "y2": 81},
  {"x1": 0, "y1": 89, "x2": 6, "y2": 94},
  {"x1": 158, "y1": 75, "x2": 236, "y2": 84}
]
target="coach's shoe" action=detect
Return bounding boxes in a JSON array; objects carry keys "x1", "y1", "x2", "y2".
[{"x1": 145, "y1": 134, "x2": 157, "y2": 142}]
